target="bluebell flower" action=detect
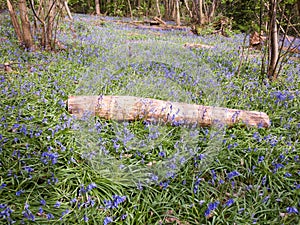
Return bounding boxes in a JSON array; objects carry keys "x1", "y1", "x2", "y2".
[
  {"x1": 272, "y1": 163, "x2": 284, "y2": 173},
  {"x1": 159, "y1": 180, "x2": 170, "y2": 189},
  {"x1": 40, "y1": 199, "x2": 46, "y2": 206},
  {"x1": 61, "y1": 209, "x2": 69, "y2": 217},
  {"x1": 54, "y1": 201, "x2": 61, "y2": 208},
  {"x1": 227, "y1": 170, "x2": 240, "y2": 179},
  {"x1": 47, "y1": 213, "x2": 54, "y2": 220},
  {"x1": 223, "y1": 199, "x2": 234, "y2": 207},
  {"x1": 238, "y1": 208, "x2": 245, "y2": 214},
  {"x1": 204, "y1": 209, "x2": 211, "y2": 217},
  {"x1": 286, "y1": 206, "x2": 298, "y2": 214},
  {"x1": 158, "y1": 151, "x2": 166, "y2": 157},
  {"x1": 38, "y1": 207, "x2": 43, "y2": 214},
  {"x1": 284, "y1": 172, "x2": 292, "y2": 178},
  {"x1": 258, "y1": 156, "x2": 264, "y2": 163},
  {"x1": 262, "y1": 195, "x2": 270, "y2": 203},
  {"x1": 103, "y1": 216, "x2": 113, "y2": 225},
  {"x1": 86, "y1": 182, "x2": 97, "y2": 192},
  {"x1": 16, "y1": 189, "x2": 25, "y2": 196},
  {"x1": 23, "y1": 166, "x2": 34, "y2": 173},
  {"x1": 104, "y1": 195, "x2": 126, "y2": 209},
  {"x1": 208, "y1": 201, "x2": 219, "y2": 211},
  {"x1": 262, "y1": 175, "x2": 267, "y2": 186},
  {"x1": 83, "y1": 214, "x2": 88, "y2": 222},
  {"x1": 211, "y1": 170, "x2": 217, "y2": 180},
  {"x1": 151, "y1": 174, "x2": 158, "y2": 182},
  {"x1": 70, "y1": 198, "x2": 77, "y2": 205},
  {"x1": 0, "y1": 183, "x2": 6, "y2": 189},
  {"x1": 0, "y1": 204, "x2": 13, "y2": 219}
]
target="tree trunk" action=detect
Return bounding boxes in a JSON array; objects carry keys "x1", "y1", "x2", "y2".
[
  {"x1": 46, "y1": 0, "x2": 56, "y2": 50},
  {"x1": 156, "y1": 0, "x2": 161, "y2": 18},
  {"x1": 7, "y1": 0, "x2": 23, "y2": 43},
  {"x1": 64, "y1": 1, "x2": 73, "y2": 20},
  {"x1": 184, "y1": 0, "x2": 193, "y2": 18},
  {"x1": 199, "y1": 0, "x2": 204, "y2": 24},
  {"x1": 175, "y1": 0, "x2": 180, "y2": 26},
  {"x1": 208, "y1": 0, "x2": 217, "y2": 23},
  {"x1": 18, "y1": 0, "x2": 34, "y2": 49},
  {"x1": 95, "y1": 0, "x2": 100, "y2": 15},
  {"x1": 67, "y1": 96, "x2": 270, "y2": 128},
  {"x1": 127, "y1": 0, "x2": 133, "y2": 18},
  {"x1": 164, "y1": 0, "x2": 170, "y2": 19},
  {"x1": 268, "y1": 0, "x2": 279, "y2": 80}
]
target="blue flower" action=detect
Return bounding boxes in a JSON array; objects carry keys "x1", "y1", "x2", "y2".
[
  {"x1": 223, "y1": 199, "x2": 234, "y2": 207},
  {"x1": 83, "y1": 214, "x2": 89, "y2": 222},
  {"x1": 104, "y1": 195, "x2": 126, "y2": 209},
  {"x1": 227, "y1": 170, "x2": 240, "y2": 179},
  {"x1": 47, "y1": 213, "x2": 54, "y2": 220},
  {"x1": 86, "y1": 182, "x2": 97, "y2": 192},
  {"x1": 262, "y1": 195, "x2": 270, "y2": 203},
  {"x1": 286, "y1": 206, "x2": 298, "y2": 214},
  {"x1": 284, "y1": 172, "x2": 292, "y2": 178},
  {"x1": 272, "y1": 163, "x2": 284, "y2": 173},
  {"x1": 38, "y1": 207, "x2": 43, "y2": 214},
  {"x1": 208, "y1": 201, "x2": 219, "y2": 211},
  {"x1": 258, "y1": 156, "x2": 264, "y2": 163},
  {"x1": 0, "y1": 183, "x2": 6, "y2": 189},
  {"x1": 204, "y1": 209, "x2": 211, "y2": 217},
  {"x1": 16, "y1": 189, "x2": 25, "y2": 196},
  {"x1": 158, "y1": 151, "x2": 166, "y2": 157},
  {"x1": 103, "y1": 216, "x2": 113, "y2": 225},
  {"x1": 54, "y1": 201, "x2": 61, "y2": 208},
  {"x1": 40, "y1": 199, "x2": 46, "y2": 206}
]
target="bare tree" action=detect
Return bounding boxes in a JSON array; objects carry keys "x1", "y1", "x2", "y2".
[
  {"x1": 199, "y1": 0, "x2": 204, "y2": 24},
  {"x1": 95, "y1": 0, "x2": 101, "y2": 15},
  {"x1": 175, "y1": 0, "x2": 180, "y2": 26},
  {"x1": 156, "y1": 0, "x2": 162, "y2": 18},
  {"x1": 7, "y1": 0, "x2": 72, "y2": 51},
  {"x1": 267, "y1": 0, "x2": 279, "y2": 80}
]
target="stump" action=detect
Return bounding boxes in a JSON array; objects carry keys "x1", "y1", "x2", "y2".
[{"x1": 67, "y1": 95, "x2": 270, "y2": 128}]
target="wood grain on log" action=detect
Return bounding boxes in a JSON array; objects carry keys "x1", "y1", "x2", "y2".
[{"x1": 68, "y1": 96, "x2": 270, "y2": 128}]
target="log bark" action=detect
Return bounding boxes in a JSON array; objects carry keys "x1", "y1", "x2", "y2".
[
  {"x1": 184, "y1": 43, "x2": 214, "y2": 49},
  {"x1": 153, "y1": 16, "x2": 166, "y2": 25},
  {"x1": 67, "y1": 96, "x2": 270, "y2": 128}
]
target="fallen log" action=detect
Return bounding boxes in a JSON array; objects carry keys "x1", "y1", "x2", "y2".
[
  {"x1": 67, "y1": 96, "x2": 270, "y2": 128},
  {"x1": 184, "y1": 43, "x2": 214, "y2": 49},
  {"x1": 153, "y1": 16, "x2": 167, "y2": 26}
]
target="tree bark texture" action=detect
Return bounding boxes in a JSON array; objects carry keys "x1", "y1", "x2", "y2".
[
  {"x1": 68, "y1": 96, "x2": 270, "y2": 128},
  {"x1": 268, "y1": 0, "x2": 279, "y2": 80},
  {"x1": 175, "y1": 0, "x2": 180, "y2": 26},
  {"x1": 95, "y1": 0, "x2": 101, "y2": 15},
  {"x1": 199, "y1": 0, "x2": 204, "y2": 24},
  {"x1": 7, "y1": 0, "x2": 23, "y2": 43},
  {"x1": 155, "y1": 0, "x2": 161, "y2": 18},
  {"x1": 64, "y1": 1, "x2": 73, "y2": 20},
  {"x1": 18, "y1": 0, "x2": 34, "y2": 49}
]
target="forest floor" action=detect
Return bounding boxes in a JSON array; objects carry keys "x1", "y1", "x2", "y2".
[{"x1": 0, "y1": 13, "x2": 299, "y2": 224}]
